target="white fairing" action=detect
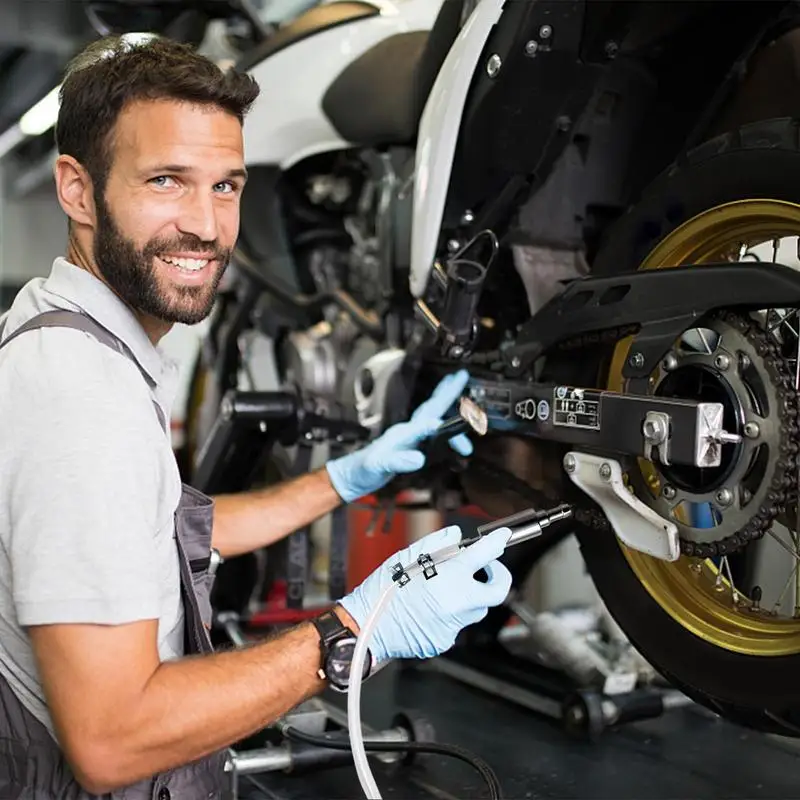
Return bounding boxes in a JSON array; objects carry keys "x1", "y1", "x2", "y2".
[
  {"x1": 243, "y1": 0, "x2": 441, "y2": 170},
  {"x1": 409, "y1": 0, "x2": 505, "y2": 298}
]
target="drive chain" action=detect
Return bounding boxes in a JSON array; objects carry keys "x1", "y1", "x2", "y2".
[{"x1": 468, "y1": 310, "x2": 800, "y2": 559}]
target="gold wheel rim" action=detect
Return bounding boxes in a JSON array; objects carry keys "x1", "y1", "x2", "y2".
[{"x1": 607, "y1": 199, "x2": 800, "y2": 656}]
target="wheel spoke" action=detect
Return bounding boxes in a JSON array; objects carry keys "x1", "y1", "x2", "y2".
[{"x1": 772, "y1": 553, "x2": 799, "y2": 614}]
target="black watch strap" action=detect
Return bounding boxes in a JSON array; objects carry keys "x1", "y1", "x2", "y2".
[
  {"x1": 311, "y1": 608, "x2": 351, "y2": 646},
  {"x1": 311, "y1": 608, "x2": 352, "y2": 682}
]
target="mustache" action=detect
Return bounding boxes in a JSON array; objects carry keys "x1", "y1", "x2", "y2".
[{"x1": 145, "y1": 234, "x2": 230, "y2": 262}]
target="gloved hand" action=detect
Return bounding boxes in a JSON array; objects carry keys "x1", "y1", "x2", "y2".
[
  {"x1": 326, "y1": 369, "x2": 473, "y2": 503},
  {"x1": 339, "y1": 524, "x2": 513, "y2": 663}
]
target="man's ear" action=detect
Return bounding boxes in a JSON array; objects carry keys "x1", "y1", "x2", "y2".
[{"x1": 54, "y1": 155, "x2": 96, "y2": 228}]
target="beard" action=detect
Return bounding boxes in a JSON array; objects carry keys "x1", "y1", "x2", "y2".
[{"x1": 93, "y1": 195, "x2": 231, "y2": 326}]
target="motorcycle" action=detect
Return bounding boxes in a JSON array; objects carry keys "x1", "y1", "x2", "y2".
[{"x1": 102, "y1": 0, "x2": 800, "y2": 735}]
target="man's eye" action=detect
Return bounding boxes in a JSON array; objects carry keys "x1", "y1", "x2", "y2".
[
  {"x1": 150, "y1": 176, "x2": 177, "y2": 188},
  {"x1": 213, "y1": 181, "x2": 237, "y2": 194}
]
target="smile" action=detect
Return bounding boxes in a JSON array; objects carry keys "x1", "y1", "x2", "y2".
[{"x1": 159, "y1": 254, "x2": 212, "y2": 272}]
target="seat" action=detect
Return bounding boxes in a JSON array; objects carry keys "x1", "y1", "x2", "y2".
[
  {"x1": 321, "y1": 0, "x2": 466, "y2": 147},
  {"x1": 235, "y1": 1, "x2": 379, "y2": 72}
]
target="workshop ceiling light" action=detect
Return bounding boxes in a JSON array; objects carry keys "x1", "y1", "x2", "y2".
[{"x1": 18, "y1": 85, "x2": 61, "y2": 137}]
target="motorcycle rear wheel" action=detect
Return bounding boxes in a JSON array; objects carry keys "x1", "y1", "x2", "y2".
[{"x1": 581, "y1": 117, "x2": 800, "y2": 735}]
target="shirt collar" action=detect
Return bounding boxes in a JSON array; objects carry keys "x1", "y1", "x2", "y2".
[{"x1": 44, "y1": 257, "x2": 167, "y2": 387}]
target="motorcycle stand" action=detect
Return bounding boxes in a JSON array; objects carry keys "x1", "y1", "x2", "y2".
[
  {"x1": 409, "y1": 595, "x2": 694, "y2": 742},
  {"x1": 217, "y1": 613, "x2": 436, "y2": 800}
]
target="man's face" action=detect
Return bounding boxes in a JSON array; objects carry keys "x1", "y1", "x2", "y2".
[{"x1": 94, "y1": 98, "x2": 246, "y2": 325}]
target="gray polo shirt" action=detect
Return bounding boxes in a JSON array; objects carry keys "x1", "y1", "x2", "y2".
[{"x1": 0, "y1": 257, "x2": 185, "y2": 738}]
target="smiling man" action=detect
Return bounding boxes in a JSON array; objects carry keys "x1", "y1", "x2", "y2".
[{"x1": 0, "y1": 34, "x2": 512, "y2": 799}]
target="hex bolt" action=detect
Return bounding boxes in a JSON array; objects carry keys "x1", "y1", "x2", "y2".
[
  {"x1": 715, "y1": 488, "x2": 733, "y2": 507},
  {"x1": 714, "y1": 353, "x2": 731, "y2": 371},
  {"x1": 511, "y1": 356, "x2": 521, "y2": 368},
  {"x1": 563, "y1": 454, "x2": 577, "y2": 473},
  {"x1": 662, "y1": 353, "x2": 678, "y2": 371},
  {"x1": 643, "y1": 417, "x2": 667, "y2": 443},
  {"x1": 539, "y1": 24, "x2": 552, "y2": 38},
  {"x1": 486, "y1": 54, "x2": 502, "y2": 77},
  {"x1": 663, "y1": 485, "x2": 677, "y2": 500},
  {"x1": 461, "y1": 209, "x2": 475, "y2": 225},
  {"x1": 744, "y1": 421, "x2": 760, "y2": 439},
  {"x1": 739, "y1": 354, "x2": 751, "y2": 370},
  {"x1": 525, "y1": 40, "x2": 539, "y2": 56},
  {"x1": 599, "y1": 463, "x2": 612, "y2": 481},
  {"x1": 629, "y1": 352, "x2": 645, "y2": 369}
]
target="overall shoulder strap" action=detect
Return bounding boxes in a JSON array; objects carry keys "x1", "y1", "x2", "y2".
[
  {"x1": 0, "y1": 309, "x2": 167, "y2": 432},
  {"x1": 0, "y1": 309, "x2": 125, "y2": 355}
]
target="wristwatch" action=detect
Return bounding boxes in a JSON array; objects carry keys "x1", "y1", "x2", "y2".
[{"x1": 310, "y1": 607, "x2": 371, "y2": 691}]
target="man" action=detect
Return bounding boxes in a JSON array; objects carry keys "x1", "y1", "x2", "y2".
[{"x1": 0, "y1": 34, "x2": 512, "y2": 798}]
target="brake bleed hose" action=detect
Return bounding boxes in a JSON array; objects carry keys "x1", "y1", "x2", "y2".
[{"x1": 347, "y1": 504, "x2": 573, "y2": 800}]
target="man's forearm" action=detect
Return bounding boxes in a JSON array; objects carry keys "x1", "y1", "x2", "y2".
[
  {"x1": 211, "y1": 467, "x2": 343, "y2": 558},
  {"x1": 80, "y1": 605, "x2": 358, "y2": 793}
]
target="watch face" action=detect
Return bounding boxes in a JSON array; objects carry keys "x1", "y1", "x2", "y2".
[{"x1": 327, "y1": 637, "x2": 370, "y2": 687}]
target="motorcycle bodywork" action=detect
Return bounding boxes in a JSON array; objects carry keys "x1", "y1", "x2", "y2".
[{"x1": 242, "y1": 0, "x2": 442, "y2": 170}]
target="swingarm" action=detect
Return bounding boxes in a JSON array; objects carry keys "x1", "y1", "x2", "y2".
[{"x1": 462, "y1": 378, "x2": 737, "y2": 470}]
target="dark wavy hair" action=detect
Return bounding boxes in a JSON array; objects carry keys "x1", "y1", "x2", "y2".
[{"x1": 55, "y1": 35, "x2": 260, "y2": 191}]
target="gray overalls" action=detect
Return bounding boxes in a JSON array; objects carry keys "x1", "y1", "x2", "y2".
[{"x1": 0, "y1": 310, "x2": 224, "y2": 799}]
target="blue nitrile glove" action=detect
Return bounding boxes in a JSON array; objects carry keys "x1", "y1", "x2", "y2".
[
  {"x1": 339, "y1": 525, "x2": 513, "y2": 663},
  {"x1": 326, "y1": 370, "x2": 473, "y2": 503}
]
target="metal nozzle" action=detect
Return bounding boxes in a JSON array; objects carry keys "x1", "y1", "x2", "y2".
[
  {"x1": 457, "y1": 504, "x2": 574, "y2": 552},
  {"x1": 504, "y1": 504, "x2": 574, "y2": 548},
  {"x1": 432, "y1": 396, "x2": 489, "y2": 441}
]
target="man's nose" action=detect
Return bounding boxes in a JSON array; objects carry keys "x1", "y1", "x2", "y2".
[{"x1": 177, "y1": 193, "x2": 219, "y2": 243}]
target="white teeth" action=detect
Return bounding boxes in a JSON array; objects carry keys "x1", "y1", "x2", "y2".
[{"x1": 160, "y1": 255, "x2": 209, "y2": 271}]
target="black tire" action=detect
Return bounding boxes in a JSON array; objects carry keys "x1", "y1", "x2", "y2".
[{"x1": 579, "y1": 117, "x2": 800, "y2": 735}]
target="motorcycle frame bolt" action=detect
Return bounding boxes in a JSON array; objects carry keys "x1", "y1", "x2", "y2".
[
  {"x1": 662, "y1": 353, "x2": 678, "y2": 371},
  {"x1": 715, "y1": 488, "x2": 733, "y2": 507},
  {"x1": 539, "y1": 24, "x2": 552, "y2": 38},
  {"x1": 525, "y1": 39, "x2": 539, "y2": 56},
  {"x1": 486, "y1": 54, "x2": 502, "y2": 77},
  {"x1": 563, "y1": 454, "x2": 577, "y2": 473},
  {"x1": 599, "y1": 463, "x2": 612, "y2": 481},
  {"x1": 714, "y1": 353, "x2": 731, "y2": 371},
  {"x1": 629, "y1": 352, "x2": 645, "y2": 369},
  {"x1": 744, "y1": 421, "x2": 760, "y2": 439},
  {"x1": 663, "y1": 485, "x2": 677, "y2": 500}
]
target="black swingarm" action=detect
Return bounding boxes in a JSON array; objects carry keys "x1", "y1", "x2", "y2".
[
  {"x1": 504, "y1": 261, "x2": 800, "y2": 378},
  {"x1": 466, "y1": 378, "x2": 737, "y2": 469}
]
